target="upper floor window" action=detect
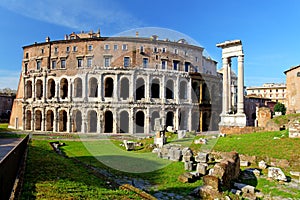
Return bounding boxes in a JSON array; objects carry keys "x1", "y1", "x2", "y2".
[
  {"x1": 270, "y1": 89, "x2": 272, "y2": 92},
  {"x1": 174, "y1": 49, "x2": 178, "y2": 54},
  {"x1": 162, "y1": 60, "x2": 166, "y2": 70},
  {"x1": 114, "y1": 44, "x2": 118, "y2": 50},
  {"x1": 77, "y1": 58, "x2": 83, "y2": 68},
  {"x1": 41, "y1": 48, "x2": 44, "y2": 54},
  {"x1": 153, "y1": 47, "x2": 158, "y2": 53},
  {"x1": 61, "y1": 59, "x2": 66, "y2": 69},
  {"x1": 104, "y1": 57, "x2": 111, "y2": 67},
  {"x1": 36, "y1": 60, "x2": 41, "y2": 70},
  {"x1": 184, "y1": 51, "x2": 188, "y2": 56},
  {"x1": 195, "y1": 57, "x2": 198, "y2": 62},
  {"x1": 25, "y1": 52, "x2": 29, "y2": 59},
  {"x1": 122, "y1": 44, "x2": 128, "y2": 50},
  {"x1": 88, "y1": 45, "x2": 93, "y2": 51},
  {"x1": 87, "y1": 57, "x2": 93, "y2": 67},
  {"x1": 73, "y1": 46, "x2": 77, "y2": 52},
  {"x1": 297, "y1": 72, "x2": 300, "y2": 77},
  {"x1": 162, "y1": 47, "x2": 166, "y2": 53},
  {"x1": 104, "y1": 44, "x2": 110, "y2": 50},
  {"x1": 143, "y1": 58, "x2": 148, "y2": 68},
  {"x1": 124, "y1": 57, "x2": 130, "y2": 67},
  {"x1": 184, "y1": 62, "x2": 190, "y2": 72},
  {"x1": 51, "y1": 60, "x2": 56, "y2": 69},
  {"x1": 54, "y1": 47, "x2": 58, "y2": 53},
  {"x1": 66, "y1": 46, "x2": 70, "y2": 52},
  {"x1": 140, "y1": 46, "x2": 144, "y2": 53},
  {"x1": 173, "y1": 60, "x2": 179, "y2": 70}
]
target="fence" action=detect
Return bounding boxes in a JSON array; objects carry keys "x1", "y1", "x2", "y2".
[{"x1": 0, "y1": 134, "x2": 29, "y2": 200}]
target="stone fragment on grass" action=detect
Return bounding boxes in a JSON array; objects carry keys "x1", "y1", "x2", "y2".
[
  {"x1": 194, "y1": 152, "x2": 208, "y2": 163},
  {"x1": 178, "y1": 172, "x2": 196, "y2": 183},
  {"x1": 196, "y1": 163, "x2": 207, "y2": 175},
  {"x1": 233, "y1": 182, "x2": 255, "y2": 194},
  {"x1": 240, "y1": 160, "x2": 249, "y2": 167},
  {"x1": 258, "y1": 160, "x2": 267, "y2": 169},
  {"x1": 268, "y1": 167, "x2": 287, "y2": 182},
  {"x1": 184, "y1": 161, "x2": 193, "y2": 171}
]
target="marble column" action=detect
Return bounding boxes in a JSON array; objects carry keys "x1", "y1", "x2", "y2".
[
  {"x1": 237, "y1": 55, "x2": 244, "y2": 114},
  {"x1": 227, "y1": 59, "x2": 232, "y2": 113},
  {"x1": 222, "y1": 57, "x2": 228, "y2": 114}
]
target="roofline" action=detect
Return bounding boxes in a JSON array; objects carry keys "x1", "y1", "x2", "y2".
[{"x1": 284, "y1": 65, "x2": 300, "y2": 74}]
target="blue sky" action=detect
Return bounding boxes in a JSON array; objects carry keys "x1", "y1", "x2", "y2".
[{"x1": 0, "y1": 0, "x2": 299, "y2": 89}]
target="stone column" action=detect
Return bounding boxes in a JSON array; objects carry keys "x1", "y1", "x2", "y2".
[
  {"x1": 113, "y1": 75, "x2": 118, "y2": 101},
  {"x1": 68, "y1": 81, "x2": 72, "y2": 102},
  {"x1": 41, "y1": 107, "x2": 45, "y2": 131},
  {"x1": 222, "y1": 57, "x2": 228, "y2": 114},
  {"x1": 187, "y1": 108, "x2": 192, "y2": 131},
  {"x1": 145, "y1": 108, "x2": 150, "y2": 134},
  {"x1": 129, "y1": 107, "x2": 134, "y2": 134},
  {"x1": 199, "y1": 82, "x2": 203, "y2": 104},
  {"x1": 31, "y1": 108, "x2": 34, "y2": 131},
  {"x1": 32, "y1": 76, "x2": 36, "y2": 101},
  {"x1": 43, "y1": 73, "x2": 47, "y2": 102},
  {"x1": 161, "y1": 75, "x2": 166, "y2": 104},
  {"x1": 67, "y1": 108, "x2": 71, "y2": 133},
  {"x1": 227, "y1": 59, "x2": 232, "y2": 113},
  {"x1": 145, "y1": 75, "x2": 150, "y2": 101},
  {"x1": 237, "y1": 55, "x2": 244, "y2": 114}
]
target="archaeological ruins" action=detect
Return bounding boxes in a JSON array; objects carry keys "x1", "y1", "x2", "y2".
[{"x1": 9, "y1": 30, "x2": 224, "y2": 134}]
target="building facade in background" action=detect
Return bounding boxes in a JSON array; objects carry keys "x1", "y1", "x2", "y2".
[
  {"x1": 246, "y1": 83, "x2": 286, "y2": 105},
  {"x1": 9, "y1": 30, "x2": 222, "y2": 134}
]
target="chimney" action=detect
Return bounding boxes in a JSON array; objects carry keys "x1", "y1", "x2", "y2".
[{"x1": 46, "y1": 36, "x2": 50, "y2": 42}]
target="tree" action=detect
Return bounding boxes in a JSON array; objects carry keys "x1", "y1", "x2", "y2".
[{"x1": 274, "y1": 102, "x2": 286, "y2": 115}]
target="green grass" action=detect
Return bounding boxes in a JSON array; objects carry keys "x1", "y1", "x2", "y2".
[
  {"x1": 21, "y1": 140, "x2": 141, "y2": 199},
  {"x1": 0, "y1": 123, "x2": 25, "y2": 138},
  {"x1": 272, "y1": 113, "x2": 300, "y2": 126}
]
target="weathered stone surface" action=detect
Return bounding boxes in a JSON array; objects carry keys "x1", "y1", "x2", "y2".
[
  {"x1": 199, "y1": 185, "x2": 221, "y2": 200},
  {"x1": 194, "y1": 138, "x2": 208, "y2": 144},
  {"x1": 123, "y1": 140, "x2": 135, "y2": 151},
  {"x1": 194, "y1": 152, "x2": 208, "y2": 163},
  {"x1": 177, "y1": 130, "x2": 186, "y2": 139},
  {"x1": 268, "y1": 167, "x2": 287, "y2": 182},
  {"x1": 258, "y1": 160, "x2": 267, "y2": 169},
  {"x1": 182, "y1": 149, "x2": 193, "y2": 162},
  {"x1": 203, "y1": 175, "x2": 220, "y2": 190},
  {"x1": 240, "y1": 160, "x2": 249, "y2": 167},
  {"x1": 184, "y1": 161, "x2": 193, "y2": 171},
  {"x1": 196, "y1": 163, "x2": 207, "y2": 175},
  {"x1": 230, "y1": 188, "x2": 242, "y2": 196},
  {"x1": 168, "y1": 147, "x2": 182, "y2": 161},
  {"x1": 212, "y1": 152, "x2": 240, "y2": 189},
  {"x1": 178, "y1": 172, "x2": 196, "y2": 183},
  {"x1": 288, "y1": 120, "x2": 300, "y2": 138},
  {"x1": 270, "y1": 158, "x2": 290, "y2": 168}
]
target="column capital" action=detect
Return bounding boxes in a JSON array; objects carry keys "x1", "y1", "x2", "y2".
[{"x1": 238, "y1": 55, "x2": 244, "y2": 61}]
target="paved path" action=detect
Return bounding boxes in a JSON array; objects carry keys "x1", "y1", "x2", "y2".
[{"x1": 0, "y1": 138, "x2": 22, "y2": 161}]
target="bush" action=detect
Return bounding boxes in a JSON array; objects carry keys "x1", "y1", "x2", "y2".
[{"x1": 274, "y1": 102, "x2": 286, "y2": 115}]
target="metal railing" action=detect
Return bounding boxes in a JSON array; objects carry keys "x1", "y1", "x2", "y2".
[{"x1": 0, "y1": 134, "x2": 29, "y2": 200}]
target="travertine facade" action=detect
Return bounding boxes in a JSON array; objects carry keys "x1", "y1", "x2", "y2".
[
  {"x1": 9, "y1": 31, "x2": 222, "y2": 134},
  {"x1": 284, "y1": 65, "x2": 300, "y2": 113}
]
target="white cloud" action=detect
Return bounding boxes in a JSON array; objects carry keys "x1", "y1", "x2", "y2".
[{"x1": 0, "y1": 0, "x2": 143, "y2": 31}]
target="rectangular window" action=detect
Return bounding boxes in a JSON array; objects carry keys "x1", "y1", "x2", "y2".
[
  {"x1": 66, "y1": 46, "x2": 70, "y2": 52},
  {"x1": 184, "y1": 62, "x2": 190, "y2": 72},
  {"x1": 51, "y1": 60, "x2": 56, "y2": 69},
  {"x1": 104, "y1": 57, "x2": 110, "y2": 67},
  {"x1": 77, "y1": 58, "x2": 83, "y2": 68},
  {"x1": 143, "y1": 58, "x2": 148, "y2": 68},
  {"x1": 124, "y1": 57, "x2": 130, "y2": 67},
  {"x1": 114, "y1": 44, "x2": 118, "y2": 50},
  {"x1": 73, "y1": 46, "x2": 77, "y2": 52},
  {"x1": 41, "y1": 48, "x2": 44, "y2": 54},
  {"x1": 153, "y1": 47, "x2": 158, "y2": 53},
  {"x1": 36, "y1": 60, "x2": 41, "y2": 70},
  {"x1": 140, "y1": 46, "x2": 144, "y2": 53},
  {"x1": 61, "y1": 59, "x2": 66, "y2": 69},
  {"x1": 104, "y1": 44, "x2": 110, "y2": 50},
  {"x1": 54, "y1": 47, "x2": 58, "y2": 53},
  {"x1": 87, "y1": 57, "x2": 92, "y2": 67},
  {"x1": 122, "y1": 44, "x2": 128, "y2": 50},
  {"x1": 162, "y1": 47, "x2": 166, "y2": 53},
  {"x1": 25, "y1": 52, "x2": 29, "y2": 59},
  {"x1": 88, "y1": 45, "x2": 93, "y2": 51},
  {"x1": 173, "y1": 60, "x2": 179, "y2": 70},
  {"x1": 195, "y1": 57, "x2": 198, "y2": 62},
  {"x1": 162, "y1": 60, "x2": 166, "y2": 69},
  {"x1": 174, "y1": 49, "x2": 178, "y2": 54}
]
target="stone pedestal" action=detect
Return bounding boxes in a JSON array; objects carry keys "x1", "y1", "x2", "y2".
[{"x1": 219, "y1": 113, "x2": 246, "y2": 127}]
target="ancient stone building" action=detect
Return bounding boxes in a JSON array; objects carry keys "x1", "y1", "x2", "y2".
[
  {"x1": 9, "y1": 30, "x2": 222, "y2": 134},
  {"x1": 284, "y1": 65, "x2": 300, "y2": 113},
  {"x1": 0, "y1": 93, "x2": 15, "y2": 122}
]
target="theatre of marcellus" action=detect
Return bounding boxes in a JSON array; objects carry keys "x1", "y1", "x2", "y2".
[{"x1": 9, "y1": 30, "x2": 246, "y2": 134}]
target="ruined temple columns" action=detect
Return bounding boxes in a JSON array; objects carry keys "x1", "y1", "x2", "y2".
[
  {"x1": 237, "y1": 55, "x2": 244, "y2": 114},
  {"x1": 222, "y1": 57, "x2": 229, "y2": 114}
]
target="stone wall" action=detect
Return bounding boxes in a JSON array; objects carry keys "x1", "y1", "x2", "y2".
[
  {"x1": 257, "y1": 106, "x2": 271, "y2": 127},
  {"x1": 219, "y1": 126, "x2": 263, "y2": 134}
]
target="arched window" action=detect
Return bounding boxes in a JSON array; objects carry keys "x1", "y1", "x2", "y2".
[
  {"x1": 72, "y1": 110, "x2": 82, "y2": 132},
  {"x1": 151, "y1": 78, "x2": 160, "y2": 98},
  {"x1": 136, "y1": 111, "x2": 145, "y2": 133},
  {"x1": 36, "y1": 79, "x2": 43, "y2": 99},
  {"x1": 104, "y1": 110, "x2": 113, "y2": 133},
  {"x1": 120, "y1": 78, "x2": 129, "y2": 100},
  {"x1": 89, "y1": 77, "x2": 98, "y2": 97},
  {"x1": 25, "y1": 110, "x2": 31, "y2": 130},
  {"x1": 104, "y1": 77, "x2": 114, "y2": 97},
  {"x1": 88, "y1": 110, "x2": 97, "y2": 133},
  {"x1": 119, "y1": 111, "x2": 129, "y2": 133},
  {"x1": 166, "y1": 80, "x2": 174, "y2": 99},
  {"x1": 60, "y1": 78, "x2": 68, "y2": 99},
  {"x1": 59, "y1": 110, "x2": 67, "y2": 132},
  {"x1": 47, "y1": 79, "x2": 55, "y2": 99},
  {"x1": 25, "y1": 80, "x2": 32, "y2": 99},
  {"x1": 166, "y1": 111, "x2": 174, "y2": 127},
  {"x1": 46, "y1": 110, "x2": 54, "y2": 131},
  {"x1": 74, "y1": 78, "x2": 82, "y2": 98},
  {"x1": 179, "y1": 81, "x2": 187, "y2": 99},
  {"x1": 135, "y1": 78, "x2": 145, "y2": 100},
  {"x1": 151, "y1": 111, "x2": 160, "y2": 131},
  {"x1": 35, "y1": 110, "x2": 42, "y2": 131}
]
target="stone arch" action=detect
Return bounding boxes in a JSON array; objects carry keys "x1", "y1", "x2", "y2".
[
  {"x1": 35, "y1": 110, "x2": 42, "y2": 131},
  {"x1": 192, "y1": 111, "x2": 200, "y2": 132},
  {"x1": 88, "y1": 110, "x2": 97, "y2": 133},
  {"x1": 36, "y1": 79, "x2": 43, "y2": 100},
  {"x1": 74, "y1": 77, "x2": 82, "y2": 98},
  {"x1": 89, "y1": 77, "x2": 98, "y2": 97},
  {"x1": 166, "y1": 79, "x2": 174, "y2": 99},
  {"x1": 119, "y1": 110, "x2": 129, "y2": 133},
  {"x1": 59, "y1": 110, "x2": 67, "y2": 132},
  {"x1": 151, "y1": 111, "x2": 160, "y2": 131},
  {"x1": 179, "y1": 81, "x2": 187, "y2": 99},
  {"x1": 25, "y1": 110, "x2": 31, "y2": 130},
  {"x1": 104, "y1": 110, "x2": 113, "y2": 133},
  {"x1": 72, "y1": 110, "x2": 82, "y2": 132},
  {"x1": 120, "y1": 77, "x2": 129, "y2": 100},
  {"x1": 47, "y1": 79, "x2": 55, "y2": 99},
  {"x1": 179, "y1": 110, "x2": 187, "y2": 130},
  {"x1": 104, "y1": 77, "x2": 114, "y2": 97},
  {"x1": 46, "y1": 110, "x2": 54, "y2": 131},
  {"x1": 136, "y1": 111, "x2": 145, "y2": 133},
  {"x1": 25, "y1": 80, "x2": 32, "y2": 99},
  {"x1": 166, "y1": 111, "x2": 174, "y2": 127},
  {"x1": 60, "y1": 78, "x2": 68, "y2": 99},
  {"x1": 135, "y1": 78, "x2": 145, "y2": 100},
  {"x1": 151, "y1": 78, "x2": 160, "y2": 98}
]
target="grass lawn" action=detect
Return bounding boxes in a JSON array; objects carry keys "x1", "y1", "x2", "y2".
[
  {"x1": 0, "y1": 123, "x2": 25, "y2": 138},
  {"x1": 21, "y1": 140, "x2": 142, "y2": 199}
]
